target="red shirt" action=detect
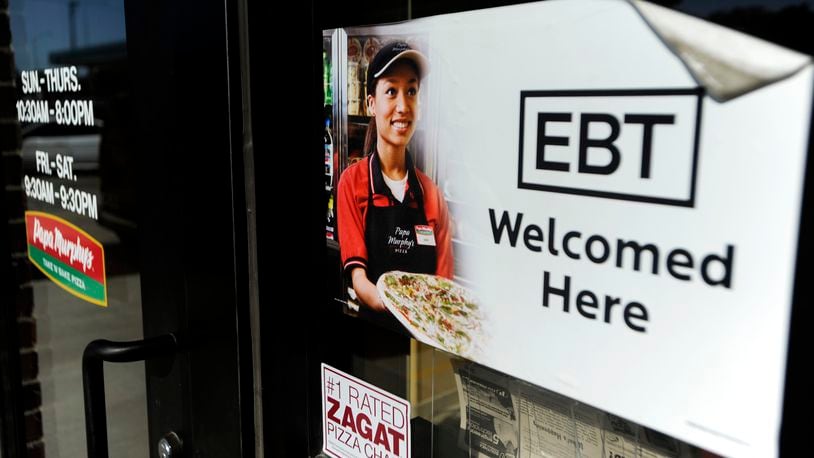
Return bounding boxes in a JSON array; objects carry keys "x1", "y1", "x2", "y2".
[{"x1": 337, "y1": 154, "x2": 454, "y2": 279}]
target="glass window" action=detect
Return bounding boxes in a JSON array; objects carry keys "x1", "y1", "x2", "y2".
[{"x1": 8, "y1": 1, "x2": 147, "y2": 456}]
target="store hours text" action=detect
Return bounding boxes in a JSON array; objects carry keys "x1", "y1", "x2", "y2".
[{"x1": 23, "y1": 150, "x2": 98, "y2": 220}]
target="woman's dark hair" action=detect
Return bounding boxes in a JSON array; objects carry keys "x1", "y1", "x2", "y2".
[
  {"x1": 363, "y1": 58, "x2": 420, "y2": 156},
  {"x1": 364, "y1": 117, "x2": 377, "y2": 155}
]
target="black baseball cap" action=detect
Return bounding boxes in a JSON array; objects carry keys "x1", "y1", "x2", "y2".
[{"x1": 366, "y1": 41, "x2": 429, "y2": 93}]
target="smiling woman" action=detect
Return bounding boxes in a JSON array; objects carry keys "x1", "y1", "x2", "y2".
[{"x1": 336, "y1": 41, "x2": 454, "y2": 312}]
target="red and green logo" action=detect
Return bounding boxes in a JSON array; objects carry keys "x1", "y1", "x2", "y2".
[{"x1": 25, "y1": 211, "x2": 107, "y2": 306}]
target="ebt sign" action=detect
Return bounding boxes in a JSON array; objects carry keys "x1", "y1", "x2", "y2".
[{"x1": 518, "y1": 89, "x2": 703, "y2": 206}]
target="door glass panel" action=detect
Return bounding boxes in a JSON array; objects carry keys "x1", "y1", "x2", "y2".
[{"x1": 8, "y1": 1, "x2": 147, "y2": 456}]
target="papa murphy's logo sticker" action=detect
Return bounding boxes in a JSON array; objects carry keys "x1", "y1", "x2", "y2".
[
  {"x1": 24, "y1": 211, "x2": 107, "y2": 306},
  {"x1": 322, "y1": 363, "x2": 410, "y2": 458}
]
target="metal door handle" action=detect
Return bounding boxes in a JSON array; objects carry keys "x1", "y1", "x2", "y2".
[{"x1": 82, "y1": 334, "x2": 177, "y2": 458}]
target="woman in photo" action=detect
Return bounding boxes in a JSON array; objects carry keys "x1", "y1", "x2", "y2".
[{"x1": 337, "y1": 41, "x2": 453, "y2": 311}]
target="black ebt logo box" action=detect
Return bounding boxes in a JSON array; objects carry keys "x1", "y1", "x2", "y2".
[{"x1": 517, "y1": 88, "x2": 703, "y2": 207}]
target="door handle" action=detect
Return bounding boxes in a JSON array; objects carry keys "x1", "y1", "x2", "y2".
[{"x1": 82, "y1": 334, "x2": 177, "y2": 458}]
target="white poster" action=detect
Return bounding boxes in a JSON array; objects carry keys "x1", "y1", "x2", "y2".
[{"x1": 331, "y1": 1, "x2": 812, "y2": 456}]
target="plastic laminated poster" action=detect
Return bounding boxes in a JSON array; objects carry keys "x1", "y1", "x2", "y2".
[{"x1": 331, "y1": 1, "x2": 812, "y2": 456}]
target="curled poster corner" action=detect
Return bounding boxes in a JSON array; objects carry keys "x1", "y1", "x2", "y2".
[{"x1": 631, "y1": 0, "x2": 811, "y2": 102}]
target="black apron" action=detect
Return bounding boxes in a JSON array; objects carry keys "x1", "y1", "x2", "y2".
[{"x1": 364, "y1": 154, "x2": 437, "y2": 284}]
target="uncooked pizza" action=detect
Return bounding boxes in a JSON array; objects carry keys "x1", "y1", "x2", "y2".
[{"x1": 377, "y1": 271, "x2": 485, "y2": 357}]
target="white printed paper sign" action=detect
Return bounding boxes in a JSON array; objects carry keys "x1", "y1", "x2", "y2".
[
  {"x1": 321, "y1": 364, "x2": 411, "y2": 458},
  {"x1": 332, "y1": 1, "x2": 813, "y2": 456}
]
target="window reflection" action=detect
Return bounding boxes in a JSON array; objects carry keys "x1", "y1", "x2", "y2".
[{"x1": 9, "y1": 1, "x2": 146, "y2": 456}]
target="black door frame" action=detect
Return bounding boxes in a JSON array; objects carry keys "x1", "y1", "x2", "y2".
[
  {"x1": 242, "y1": 0, "x2": 319, "y2": 454},
  {"x1": 124, "y1": 0, "x2": 254, "y2": 455}
]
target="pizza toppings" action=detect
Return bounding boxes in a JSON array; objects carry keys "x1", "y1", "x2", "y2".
[{"x1": 378, "y1": 271, "x2": 485, "y2": 357}]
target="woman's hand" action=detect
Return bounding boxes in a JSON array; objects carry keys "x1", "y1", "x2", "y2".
[{"x1": 351, "y1": 268, "x2": 386, "y2": 312}]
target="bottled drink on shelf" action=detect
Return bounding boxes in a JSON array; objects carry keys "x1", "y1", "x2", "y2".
[
  {"x1": 323, "y1": 49, "x2": 333, "y2": 106},
  {"x1": 325, "y1": 116, "x2": 336, "y2": 240},
  {"x1": 326, "y1": 193, "x2": 335, "y2": 241},
  {"x1": 324, "y1": 116, "x2": 333, "y2": 187}
]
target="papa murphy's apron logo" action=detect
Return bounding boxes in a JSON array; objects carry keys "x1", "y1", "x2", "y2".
[
  {"x1": 25, "y1": 211, "x2": 107, "y2": 306},
  {"x1": 518, "y1": 88, "x2": 703, "y2": 207}
]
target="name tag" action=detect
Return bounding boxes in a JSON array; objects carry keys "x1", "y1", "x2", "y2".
[{"x1": 414, "y1": 225, "x2": 436, "y2": 246}]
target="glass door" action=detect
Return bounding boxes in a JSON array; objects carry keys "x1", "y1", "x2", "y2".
[{"x1": 2, "y1": 0, "x2": 251, "y2": 456}]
